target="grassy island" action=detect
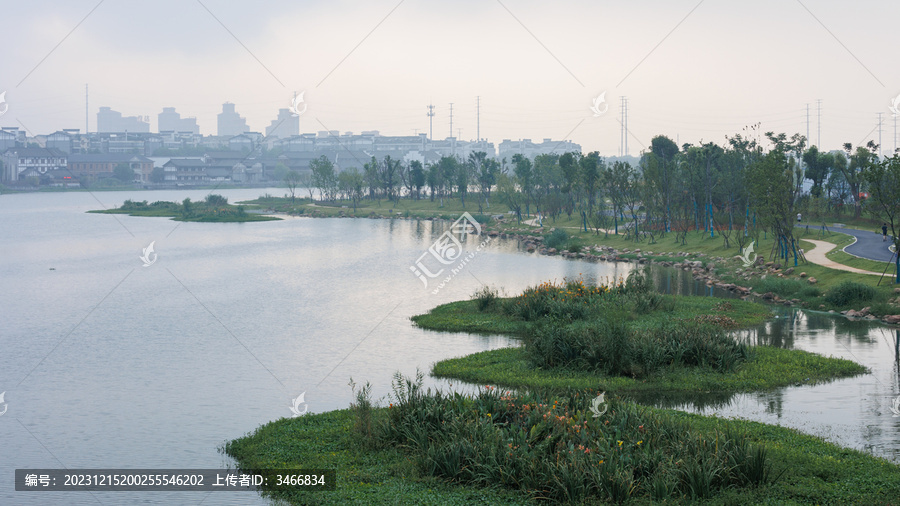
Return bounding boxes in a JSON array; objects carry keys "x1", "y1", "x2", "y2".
[
  {"x1": 414, "y1": 274, "x2": 866, "y2": 395},
  {"x1": 224, "y1": 273, "x2": 898, "y2": 504},
  {"x1": 89, "y1": 194, "x2": 280, "y2": 222}
]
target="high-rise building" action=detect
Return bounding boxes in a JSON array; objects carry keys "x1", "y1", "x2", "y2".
[
  {"x1": 217, "y1": 103, "x2": 249, "y2": 137},
  {"x1": 97, "y1": 107, "x2": 150, "y2": 133},
  {"x1": 158, "y1": 107, "x2": 200, "y2": 134},
  {"x1": 265, "y1": 108, "x2": 299, "y2": 139}
]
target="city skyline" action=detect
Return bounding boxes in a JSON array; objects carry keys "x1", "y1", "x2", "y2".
[{"x1": 1, "y1": 1, "x2": 898, "y2": 156}]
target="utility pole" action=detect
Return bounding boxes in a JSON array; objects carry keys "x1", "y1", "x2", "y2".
[
  {"x1": 806, "y1": 103, "x2": 810, "y2": 147},
  {"x1": 427, "y1": 103, "x2": 435, "y2": 141},
  {"x1": 619, "y1": 97, "x2": 625, "y2": 156},
  {"x1": 449, "y1": 103, "x2": 453, "y2": 139},
  {"x1": 85, "y1": 84, "x2": 89, "y2": 134},
  {"x1": 894, "y1": 114, "x2": 897, "y2": 154},
  {"x1": 878, "y1": 112, "x2": 883, "y2": 158},
  {"x1": 817, "y1": 99, "x2": 821, "y2": 147},
  {"x1": 624, "y1": 97, "x2": 629, "y2": 157},
  {"x1": 476, "y1": 96, "x2": 480, "y2": 143}
]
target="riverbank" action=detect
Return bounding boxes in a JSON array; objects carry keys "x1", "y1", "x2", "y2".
[
  {"x1": 226, "y1": 389, "x2": 900, "y2": 505},
  {"x1": 238, "y1": 196, "x2": 900, "y2": 317}
]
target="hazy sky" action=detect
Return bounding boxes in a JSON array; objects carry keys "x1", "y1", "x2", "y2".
[{"x1": 2, "y1": 0, "x2": 899, "y2": 156}]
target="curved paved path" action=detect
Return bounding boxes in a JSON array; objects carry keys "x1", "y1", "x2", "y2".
[
  {"x1": 801, "y1": 239, "x2": 881, "y2": 275},
  {"x1": 798, "y1": 225, "x2": 894, "y2": 262}
]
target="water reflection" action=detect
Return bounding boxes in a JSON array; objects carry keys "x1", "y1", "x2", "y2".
[{"x1": 647, "y1": 310, "x2": 900, "y2": 464}]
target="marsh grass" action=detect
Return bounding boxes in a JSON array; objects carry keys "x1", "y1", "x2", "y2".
[
  {"x1": 374, "y1": 372, "x2": 782, "y2": 503},
  {"x1": 495, "y1": 270, "x2": 751, "y2": 378}
]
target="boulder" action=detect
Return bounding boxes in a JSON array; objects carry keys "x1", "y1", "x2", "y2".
[
  {"x1": 799, "y1": 272, "x2": 808, "y2": 278},
  {"x1": 883, "y1": 314, "x2": 900, "y2": 324},
  {"x1": 784, "y1": 267, "x2": 794, "y2": 275},
  {"x1": 807, "y1": 277, "x2": 817, "y2": 284}
]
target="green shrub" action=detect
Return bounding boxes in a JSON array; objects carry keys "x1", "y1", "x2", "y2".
[
  {"x1": 544, "y1": 228, "x2": 568, "y2": 249},
  {"x1": 824, "y1": 281, "x2": 876, "y2": 306},
  {"x1": 471, "y1": 285, "x2": 500, "y2": 311}
]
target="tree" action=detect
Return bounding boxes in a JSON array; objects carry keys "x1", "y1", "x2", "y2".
[
  {"x1": 840, "y1": 141, "x2": 878, "y2": 218},
  {"x1": 409, "y1": 160, "x2": 425, "y2": 200},
  {"x1": 746, "y1": 144, "x2": 803, "y2": 266},
  {"x1": 861, "y1": 154, "x2": 900, "y2": 282},
  {"x1": 310, "y1": 155, "x2": 337, "y2": 201},
  {"x1": 496, "y1": 173, "x2": 523, "y2": 223},
  {"x1": 338, "y1": 168, "x2": 365, "y2": 211},
  {"x1": 205, "y1": 194, "x2": 228, "y2": 207},
  {"x1": 284, "y1": 170, "x2": 302, "y2": 203},
  {"x1": 802, "y1": 146, "x2": 832, "y2": 197},
  {"x1": 150, "y1": 166, "x2": 166, "y2": 184},
  {"x1": 271, "y1": 162, "x2": 290, "y2": 183},
  {"x1": 182, "y1": 197, "x2": 193, "y2": 219},
  {"x1": 113, "y1": 163, "x2": 134, "y2": 183},
  {"x1": 379, "y1": 155, "x2": 401, "y2": 202},
  {"x1": 512, "y1": 154, "x2": 534, "y2": 215}
]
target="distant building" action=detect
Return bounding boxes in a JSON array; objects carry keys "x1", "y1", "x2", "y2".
[
  {"x1": 265, "y1": 108, "x2": 299, "y2": 139},
  {"x1": 163, "y1": 158, "x2": 208, "y2": 184},
  {"x1": 217, "y1": 103, "x2": 249, "y2": 137},
  {"x1": 1, "y1": 147, "x2": 68, "y2": 182},
  {"x1": 45, "y1": 130, "x2": 82, "y2": 154},
  {"x1": 158, "y1": 107, "x2": 200, "y2": 135},
  {"x1": 498, "y1": 138, "x2": 580, "y2": 161},
  {"x1": 68, "y1": 153, "x2": 154, "y2": 182},
  {"x1": 0, "y1": 129, "x2": 19, "y2": 152},
  {"x1": 97, "y1": 107, "x2": 150, "y2": 133}
]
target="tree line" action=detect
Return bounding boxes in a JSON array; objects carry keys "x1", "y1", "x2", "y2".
[{"x1": 285, "y1": 127, "x2": 899, "y2": 268}]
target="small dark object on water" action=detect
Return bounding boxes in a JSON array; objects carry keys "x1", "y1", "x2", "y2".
[{"x1": 49, "y1": 268, "x2": 55, "y2": 270}]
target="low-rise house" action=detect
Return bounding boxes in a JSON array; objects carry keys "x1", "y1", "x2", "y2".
[
  {"x1": 163, "y1": 158, "x2": 208, "y2": 184},
  {"x1": 1, "y1": 147, "x2": 68, "y2": 182},
  {"x1": 68, "y1": 153, "x2": 154, "y2": 182}
]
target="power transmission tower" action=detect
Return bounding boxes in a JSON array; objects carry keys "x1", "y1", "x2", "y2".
[
  {"x1": 449, "y1": 103, "x2": 453, "y2": 139},
  {"x1": 427, "y1": 103, "x2": 435, "y2": 141},
  {"x1": 619, "y1": 97, "x2": 625, "y2": 156},
  {"x1": 806, "y1": 103, "x2": 810, "y2": 147},
  {"x1": 817, "y1": 99, "x2": 821, "y2": 147},
  {"x1": 624, "y1": 97, "x2": 628, "y2": 157},
  {"x1": 476, "y1": 96, "x2": 480, "y2": 143}
]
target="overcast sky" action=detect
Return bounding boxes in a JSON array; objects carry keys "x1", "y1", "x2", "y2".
[{"x1": 1, "y1": 0, "x2": 898, "y2": 156}]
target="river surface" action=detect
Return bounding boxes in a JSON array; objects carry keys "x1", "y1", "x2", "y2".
[{"x1": 1, "y1": 189, "x2": 898, "y2": 505}]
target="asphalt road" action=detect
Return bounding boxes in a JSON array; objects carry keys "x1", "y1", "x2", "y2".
[{"x1": 798, "y1": 224, "x2": 895, "y2": 262}]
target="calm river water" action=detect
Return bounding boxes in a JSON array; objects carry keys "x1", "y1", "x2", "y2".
[{"x1": 1, "y1": 188, "x2": 898, "y2": 505}]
